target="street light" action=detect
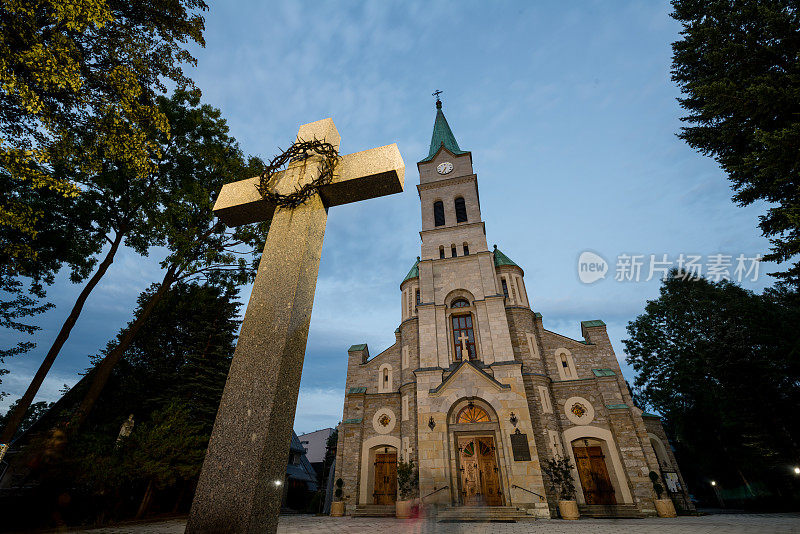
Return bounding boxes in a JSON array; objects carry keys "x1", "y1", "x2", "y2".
[
  {"x1": 710, "y1": 481, "x2": 716, "y2": 486},
  {"x1": 793, "y1": 466, "x2": 800, "y2": 475}
]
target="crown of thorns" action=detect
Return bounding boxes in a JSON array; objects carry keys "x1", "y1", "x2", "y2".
[{"x1": 256, "y1": 138, "x2": 340, "y2": 208}]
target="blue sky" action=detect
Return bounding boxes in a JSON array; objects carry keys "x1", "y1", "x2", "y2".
[{"x1": 1, "y1": 1, "x2": 776, "y2": 434}]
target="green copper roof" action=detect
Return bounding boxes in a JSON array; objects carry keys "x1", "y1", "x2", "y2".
[
  {"x1": 348, "y1": 344, "x2": 367, "y2": 352},
  {"x1": 493, "y1": 245, "x2": 519, "y2": 268},
  {"x1": 592, "y1": 368, "x2": 616, "y2": 377},
  {"x1": 402, "y1": 257, "x2": 420, "y2": 283},
  {"x1": 606, "y1": 403, "x2": 629, "y2": 410},
  {"x1": 347, "y1": 387, "x2": 366, "y2": 394},
  {"x1": 419, "y1": 102, "x2": 468, "y2": 163},
  {"x1": 581, "y1": 320, "x2": 606, "y2": 328}
]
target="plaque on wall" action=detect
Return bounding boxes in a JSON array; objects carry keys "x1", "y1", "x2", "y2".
[{"x1": 510, "y1": 429, "x2": 531, "y2": 461}]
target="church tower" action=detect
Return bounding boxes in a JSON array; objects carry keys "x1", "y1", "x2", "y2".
[{"x1": 334, "y1": 99, "x2": 694, "y2": 520}]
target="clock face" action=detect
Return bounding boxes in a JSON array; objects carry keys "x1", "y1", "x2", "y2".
[{"x1": 437, "y1": 161, "x2": 454, "y2": 175}]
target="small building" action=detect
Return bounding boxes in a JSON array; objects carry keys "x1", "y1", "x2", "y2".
[{"x1": 283, "y1": 431, "x2": 318, "y2": 512}]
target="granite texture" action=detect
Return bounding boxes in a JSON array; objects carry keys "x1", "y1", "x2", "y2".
[{"x1": 186, "y1": 118, "x2": 404, "y2": 534}]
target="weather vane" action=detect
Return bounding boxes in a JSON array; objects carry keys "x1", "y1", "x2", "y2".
[{"x1": 432, "y1": 89, "x2": 443, "y2": 102}]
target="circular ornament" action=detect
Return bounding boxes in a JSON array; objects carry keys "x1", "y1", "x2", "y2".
[
  {"x1": 564, "y1": 396, "x2": 594, "y2": 425},
  {"x1": 372, "y1": 407, "x2": 396, "y2": 434}
]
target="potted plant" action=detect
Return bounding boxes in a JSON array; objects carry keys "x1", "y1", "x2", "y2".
[
  {"x1": 542, "y1": 456, "x2": 579, "y2": 520},
  {"x1": 396, "y1": 457, "x2": 419, "y2": 518},
  {"x1": 330, "y1": 478, "x2": 345, "y2": 517},
  {"x1": 649, "y1": 471, "x2": 676, "y2": 518}
]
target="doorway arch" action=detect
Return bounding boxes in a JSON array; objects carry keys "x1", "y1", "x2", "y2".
[{"x1": 562, "y1": 426, "x2": 632, "y2": 504}]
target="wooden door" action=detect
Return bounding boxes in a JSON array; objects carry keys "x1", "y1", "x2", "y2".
[
  {"x1": 458, "y1": 436, "x2": 503, "y2": 506},
  {"x1": 373, "y1": 453, "x2": 397, "y2": 505},
  {"x1": 458, "y1": 438, "x2": 481, "y2": 505},
  {"x1": 477, "y1": 437, "x2": 503, "y2": 506},
  {"x1": 573, "y1": 445, "x2": 617, "y2": 505}
]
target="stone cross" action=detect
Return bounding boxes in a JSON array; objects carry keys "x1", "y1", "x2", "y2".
[
  {"x1": 186, "y1": 118, "x2": 404, "y2": 534},
  {"x1": 458, "y1": 332, "x2": 470, "y2": 358}
]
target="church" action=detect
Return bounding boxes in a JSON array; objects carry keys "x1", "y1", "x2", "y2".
[{"x1": 333, "y1": 100, "x2": 692, "y2": 519}]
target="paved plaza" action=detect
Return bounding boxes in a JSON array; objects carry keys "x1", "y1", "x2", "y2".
[{"x1": 55, "y1": 513, "x2": 800, "y2": 534}]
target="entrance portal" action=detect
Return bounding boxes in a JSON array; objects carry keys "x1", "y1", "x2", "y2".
[
  {"x1": 572, "y1": 441, "x2": 617, "y2": 505},
  {"x1": 457, "y1": 436, "x2": 502, "y2": 506},
  {"x1": 373, "y1": 452, "x2": 397, "y2": 505}
]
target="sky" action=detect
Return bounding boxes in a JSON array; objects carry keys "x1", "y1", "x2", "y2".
[{"x1": 1, "y1": 1, "x2": 777, "y2": 435}]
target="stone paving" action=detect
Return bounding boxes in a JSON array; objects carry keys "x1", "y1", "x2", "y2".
[{"x1": 59, "y1": 513, "x2": 800, "y2": 534}]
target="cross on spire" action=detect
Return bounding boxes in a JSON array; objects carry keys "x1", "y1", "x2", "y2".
[{"x1": 432, "y1": 89, "x2": 443, "y2": 109}]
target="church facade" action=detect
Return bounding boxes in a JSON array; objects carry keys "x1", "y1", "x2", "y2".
[{"x1": 333, "y1": 101, "x2": 692, "y2": 518}]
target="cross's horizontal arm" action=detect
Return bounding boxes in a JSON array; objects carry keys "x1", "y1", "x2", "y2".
[{"x1": 213, "y1": 144, "x2": 405, "y2": 227}]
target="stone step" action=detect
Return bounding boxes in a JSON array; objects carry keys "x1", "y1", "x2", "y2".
[
  {"x1": 437, "y1": 505, "x2": 529, "y2": 522},
  {"x1": 352, "y1": 504, "x2": 396, "y2": 517},
  {"x1": 578, "y1": 504, "x2": 645, "y2": 518}
]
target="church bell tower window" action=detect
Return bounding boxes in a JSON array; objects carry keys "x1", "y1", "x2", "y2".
[
  {"x1": 451, "y1": 245, "x2": 457, "y2": 257},
  {"x1": 501, "y1": 278, "x2": 509, "y2": 298},
  {"x1": 451, "y1": 313, "x2": 477, "y2": 361},
  {"x1": 433, "y1": 201, "x2": 445, "y2": 227},
  {"x1": 454, "y1": 197, "x2": 468, "y2": 223},
  {"x1": 463, "y1": 243, "x2": 469, "y2": 256},
  {"x1": 439, "y1": 246, "x2": 445, "y2": 259}
]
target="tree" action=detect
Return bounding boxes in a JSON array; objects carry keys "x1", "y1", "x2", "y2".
[
  {"x1": 0, "y1": 0, "x2": 207, "y2": 265},
  {"x1": 84, "y1": 282, "x2": 241, "y2": 433},
  {"x1": 0, "y1": 90, "x2": 262, "y2": 444},
  {"x1": 0, "y1": 399, "x2": 52, "y2": 441},
  {"x1": 671, "y1": 0, "x2": 800, "y2": 286},
  {"x1": 0, "y1": 0, "x2": 210, "y2": 441},
  {"x1": 624, "y1": 270, "x2": 800, "y2": 505},
  {"x1": 12, "y1": 282, "x2": 242, "y2": 526}
]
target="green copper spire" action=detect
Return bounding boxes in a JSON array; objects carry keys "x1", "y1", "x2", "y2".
[
  {"x1": 493, "y1": 245, "x2": 519, "y2": 268},
  {"x1": 420, "y1": 100, "x2": 468, "y2": 163},
  {"x1": 402, "y1": 257, "x2": 420, "y2": 284}
]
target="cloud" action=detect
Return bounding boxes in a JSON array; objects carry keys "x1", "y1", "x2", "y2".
[{"x1": 293, "y1": 387, "x2": 344, "y2": 435}]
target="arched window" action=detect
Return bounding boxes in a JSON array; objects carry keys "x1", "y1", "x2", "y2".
[
  {"x1": 452, "y1": 313, "x2": 476, "y2": 360},
  {"x1": 454, "y1": 197, "x2": 468, "y2": 223},
  {"x1": 456, "y1": 403, "x2": 490, "y2": 423},
  {"x1": 451, "y1": 244, "x2": 457, "y2": 257},
  {"x1": 463, "y1": 243, "x2": 470, "y2": 256},
  {"x1": 433, "y1": 201, "x2": 445, "y2": 226},
  {"x1": 439, "y1": 245, "x2": 445, "y2": 259},
  {"x1": 451, "y1": 298, "x2": 470, "y2": 308}
]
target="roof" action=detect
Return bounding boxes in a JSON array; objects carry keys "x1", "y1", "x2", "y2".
[
  {"x1": 419, "y1": 101, "x2": 468, "y2": 163},
  {"x1": 348, "y1": 344, "x2": 367, "y2": 352},
  {"x1": 592, "y1": 368, "x2": 616, "y2": 377},
  {"x1": 493, "y1": 245, "x2": 519, "y2": 268},
  {"x1": 581, "y1": 319, "x2": 606, "y2": 328},
  {"x1": 402, "y1": 257, "x2": 420, "y2": 284}
]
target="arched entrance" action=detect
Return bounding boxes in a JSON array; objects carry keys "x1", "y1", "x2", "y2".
[
  {"x1": 453, "y1": 402, "x2": 503, "y2": 506},
  {"x1": 571, "y1": 438, "x2": 616, "y2": 505}
]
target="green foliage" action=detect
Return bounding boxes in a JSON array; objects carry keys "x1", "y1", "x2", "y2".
[
  {"x1": 671, "y1": 0, "x2": 800, "y2": 286},
  {"x1": 624, "y1": 270, "x2": 800, "y2": 502},
  {"x1": 0, "y1": 399, "x2": 51, "y2": 439},
  {"x1": 0, "y1": 0, "x2": 207, "y2": 265},
  {"x1": 397, "y1": 458, "x2": 419, "y2": 500},
  {"x1": 541, "y1": 456, "x2": 576, "y2": 500},
  {"x1": 649, "y1": 471, "x2": 664, "y2": 499},
  {"x1": 85, "y1": 282, "x2": 240, "y2": 433}
]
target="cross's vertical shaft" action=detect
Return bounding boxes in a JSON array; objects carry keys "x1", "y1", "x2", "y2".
[{"x1": 186, "y1": 195, "x2": 327, "y2": 533}]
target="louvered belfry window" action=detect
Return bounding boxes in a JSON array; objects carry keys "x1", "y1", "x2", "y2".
[
  {"x1": 433, "y1": 201, "x2": 445, "y2": 226},
  {"x1": 454, "y1": 197, "x2": 467, "y2": 223}
]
